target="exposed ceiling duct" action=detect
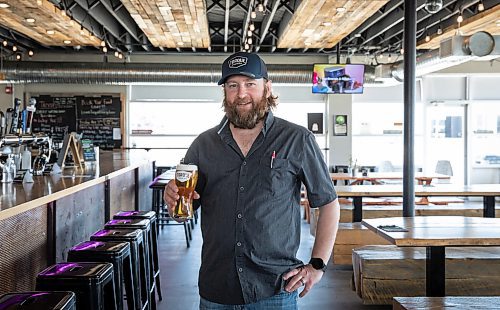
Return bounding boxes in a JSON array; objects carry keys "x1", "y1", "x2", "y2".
[{"x1": 380, "y1": 31, "x2": 500, "y2": 82}]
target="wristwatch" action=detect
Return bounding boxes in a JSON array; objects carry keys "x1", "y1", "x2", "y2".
[{"x1": 309, "y1": 258, "x2": 327, "y2": 272}]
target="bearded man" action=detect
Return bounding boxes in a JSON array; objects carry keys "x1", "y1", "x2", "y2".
[{"x1": 164, "y1": 52, "x2": 340, "y2": 310}]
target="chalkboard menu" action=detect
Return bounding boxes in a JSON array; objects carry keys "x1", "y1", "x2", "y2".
[{"x1": 32, "y1": 95, "x2": 121, "y2": 150}]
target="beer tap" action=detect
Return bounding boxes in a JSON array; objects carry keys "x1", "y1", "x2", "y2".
[
  {"x1": 5, "y1": 108, "x2": 12, "y2": 137},
  {"x1": 0, "y1": 111, "x2": 5, "y2": 140},
  {"x1": 26, "y1": 98, "x2": 37, "y2": 135},
  {"x1": 10, "y1": 98, "x2": 21, "y2": 135}
]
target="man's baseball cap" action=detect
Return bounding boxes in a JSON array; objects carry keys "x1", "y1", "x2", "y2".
[{"x1": 218, "y1": 52, "x2": 268, "y2": 85}]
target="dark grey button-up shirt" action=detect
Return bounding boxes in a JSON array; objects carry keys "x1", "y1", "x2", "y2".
[{"x1": 184, "y1": 111, "x2": 337, "y2": 305}]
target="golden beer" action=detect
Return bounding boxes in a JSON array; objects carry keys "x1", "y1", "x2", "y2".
[{"x1": 173, "y1": 164, "x2": 198, "y2": 219}]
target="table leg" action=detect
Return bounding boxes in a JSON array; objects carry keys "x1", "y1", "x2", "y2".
[
  {"x1": 352, "y1": 197, "x2": 363, "y2": 222},
  {"x1": 426, "y1": 246, "x2": 445, "y2": 297},
  {"x1": 483, "y1": 196, "x2": 495, "y2": 218}
]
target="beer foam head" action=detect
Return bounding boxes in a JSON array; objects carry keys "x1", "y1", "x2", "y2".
[
  {"x1": 176, "y1": 164, "x2": 197, "y2": 171},
  {"x1": 218, "y1": 52, "x2": 268, "y2": 85}
]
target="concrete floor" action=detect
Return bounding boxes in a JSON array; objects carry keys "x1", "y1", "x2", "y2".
[{"x1": 154, "y1": 215, "x2": 391, "y2": 310}]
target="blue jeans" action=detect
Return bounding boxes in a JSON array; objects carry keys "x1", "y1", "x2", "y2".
[{"x1": 200, "y1": 291, "x2": 298, "y2": 310}]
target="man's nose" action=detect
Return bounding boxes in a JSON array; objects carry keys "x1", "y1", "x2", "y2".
[{"x1": 237, "y1": 86, "x2": 248, "y2": 98}]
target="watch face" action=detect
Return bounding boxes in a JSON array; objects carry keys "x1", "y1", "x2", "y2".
[{"x1": 310, "y1": 258, "x2": 326, "y2": 271}]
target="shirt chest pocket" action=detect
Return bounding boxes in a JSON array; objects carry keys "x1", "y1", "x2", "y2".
[{"x1": 258, "y1": 158, "x2": 294, "y2": 197}]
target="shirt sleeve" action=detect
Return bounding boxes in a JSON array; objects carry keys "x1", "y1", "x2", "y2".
[{"x1": 300, "y1": 132, "x2": 337, "y2": 208}]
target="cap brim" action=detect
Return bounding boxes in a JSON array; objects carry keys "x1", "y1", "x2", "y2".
[{"x1": 217, "y1": 72, "x2": 262, "y2": 85}]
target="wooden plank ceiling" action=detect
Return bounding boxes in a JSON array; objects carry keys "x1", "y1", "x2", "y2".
[
  {"x1": 0, "y1": 0, "x2": 101, "y2": 47},
  {"x1": 277, "y1": 0, "x2": 389, "y2": 49},
  {"x1": 418, "y1": 4, "x2": 500, "y2": 50},
  {"x1": 120, "y1": 0, "x2": 210, "y2": 49}
]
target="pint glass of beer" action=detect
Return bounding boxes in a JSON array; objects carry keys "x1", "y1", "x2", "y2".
[{"x1": 173, "y1": 163, "x2": 198, "y2": 220}]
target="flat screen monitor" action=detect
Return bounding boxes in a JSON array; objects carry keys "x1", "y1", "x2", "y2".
[{"x1": 312, "y1": 64, "x2": 365, "y2": 94}]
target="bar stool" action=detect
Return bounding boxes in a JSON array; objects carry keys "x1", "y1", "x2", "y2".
[
  {"x1": 36, "y1": 262, "x2": 116, "y2": 310},
  {"x1": 0, "y1": 291, "x2": 76, "y2": 310},
  {"x1": 104, "y1": 219, "x2": 156, "y2": 310},
  {"x1": 113, "y1": 211, "x2": 162, "y2": 301},
  {"x1": 91, "y1": 229, "x2": 149, "y2": 310},
  {"x1": 67, "y1": 241, "x2": 136, "y2": 310}
]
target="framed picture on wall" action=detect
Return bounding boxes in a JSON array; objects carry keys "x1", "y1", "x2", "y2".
[{"x1": 333, "y1": 115, "x2": 348, "y2": 136}]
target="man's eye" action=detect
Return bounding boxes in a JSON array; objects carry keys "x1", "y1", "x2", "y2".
[{"x1": 227, "y1": 84, "x2": 237, "y2": 88}]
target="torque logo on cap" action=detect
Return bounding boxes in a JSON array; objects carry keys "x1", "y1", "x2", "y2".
[{"x1": 228, "y1": 56, "x2": 247, "y2": 68}]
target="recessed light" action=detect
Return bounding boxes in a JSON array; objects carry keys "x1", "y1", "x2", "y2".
[
  {"x1": 322, "y1": 22, "x2": 332, "y2": 27},
  {"x1": 47, "y1": 30, "x2": 55, "y2": 35},
  {"x1": 177, "y1": 41, "x2": 184, "y2": 46},
  {"x1": 336, "y1": 7, "x2": 346, "y2": 12},
  {"x1": 172, "y1": 33, "x2": 181, "y2": 36},
  {"x1": 305, "y1": 41, "x2": 312, "y2": 46},
  {"x1": 63, "y1": 40, "x2": 71, "y2": 44},
  {"x1": 354, "y1": 33, "x2": 362, "y2": 38},
  {"x1": 26, "y1": 18, "x2": 36, "y2": 23},
  {"x1": 0, "y1": 3, "x2": 10, "y2": 9}
]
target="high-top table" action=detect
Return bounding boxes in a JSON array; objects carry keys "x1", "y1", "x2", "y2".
[
  {"x1": 362, "y1": 216, "x2": 500, "y2": 296},
  {"x1": 330, "y1": 172, "x2": 450, "y2": 185},
  {"x1": 335, "y1": 184, "x2": 500, "y2": 222}
]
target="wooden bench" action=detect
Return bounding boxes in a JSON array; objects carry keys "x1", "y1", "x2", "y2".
[
  {"x1": 333, "y1": 223, "x2": 391, "y2": 265},
  {"x1": 352, "y1": 245, "x2": 500, "y2": 305},
  {"x1": 393, "y1": 296, "x2": 500, "y2": 309}
]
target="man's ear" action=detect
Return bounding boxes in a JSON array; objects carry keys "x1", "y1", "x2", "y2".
[{"x1": 265, "y1": 79, "x2": 272, "y2": 98}]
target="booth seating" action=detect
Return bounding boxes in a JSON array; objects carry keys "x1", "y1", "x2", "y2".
[
  {"x1": 393, "y1": 296, "x2": 500, "y2": 310},
  {"x1": 0, "y1": 291, "x2": 76, "y2": 310},
  {"x1": 91, "y1": 229, "x2": 149, "y2": 310},
  {"x1": 36, "y1": 262, "x2": 116, "y2": 310},
  {"x1": 113, "y1": 210, "x2": 163, "y2": 302},
  {"x1": 67, "y1": 241, "x2": 136, "y2": 310},
  {"x1": 352, "y1": 245, "x2": 500, "y2": 305},
  {"x1": 104, "y1": 219, "x2": 156, "y2": 310}
]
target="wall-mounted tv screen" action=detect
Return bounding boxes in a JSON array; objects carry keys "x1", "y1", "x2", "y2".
[{"x1": 312, "y1": 64, "x2": 365, "y2": 94}]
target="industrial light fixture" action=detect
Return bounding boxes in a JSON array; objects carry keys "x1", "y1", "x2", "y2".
[
  {"x1": 118, "y1": 53, "x2": 123, "y2": 59},
  {"x1": 244, "y1": 43, "x2": 250, "y2": 50},
  {"x1": 251, "y1": 11, "x2": 256, "y2": 19},
  {"x1": 478, "y1": 1, "x2": 484, "y2": 11},
  {"x1": 388, "y1": 54, "x2": 392, "y2": 61},
  {"x1": 80, "y1": 27, "x2": 85, "y2": 35},
  {"x1": 336, "y1": 7, "x2": 346, "y2": 13},
  {"x1": 247, "y1": 38, "x2": 253, "y2": 44},
  {"x1": 400, "y1": 48, "x2": 404, "y2": 55},
  {"x1": 114, "y1": 51, "x2": 119, "y2": 57},
  {"x1": 28, "y1": 50, "x2": 34, "y2": 56},
  {"x1": 247, "y1": 30, "x2": 253, "y2": 37},
  {"x1": 0, "y1": 3, "x2": 10, "y2": 8},
  {"x1": 46, "y1": 30, "x2": 55, "y2": 35},
  {"x1": 100, "y1": 41, "x2": 106, "y2": 47},
  {"x1": 64, "y1": 40, "x2": 71, "y2": 44},
  {"x1": 26, "y1": 18, "x2": 36, "y2": 23},
  {"x1": 249, "y1": 23, "x2": 255, "y2": 31},
  {"x1": 12, "y1": 45, "x2": 17, "y2": 52},
  {"x1": 322, "y1": 22, "x2": 332, "y2": 27},
  {"x1": 437, "y1": 24, "x2": 443, "y2": 35},
  {"x1": 102, "y1": 46, "x2": 107, "y2": 53},
  {"x1": 2, "y1": 40, "x2": 7, "y2": 47},
  {"x1": 425, "y1": 32, "x2": 431, "y2": 42},
  {"x1": 177, "y1": 41, "x2": 184, "y2": 46},
  {"x1": 257, "y1": 3, "x2": 264, "y2": 12},
  {"x1": 16, "y1": 54, "x2": 21, "y2": 61},
  {"x1": 457, "y1": 12, "x2": 463, "y2": 23}
]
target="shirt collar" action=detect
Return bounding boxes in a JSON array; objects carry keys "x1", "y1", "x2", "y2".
[{"x1": 217, "y1": 110, "x2": 275, "y2": 139}]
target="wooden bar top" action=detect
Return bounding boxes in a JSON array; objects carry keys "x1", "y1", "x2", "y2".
[
  {"x1": 362, "y1": 216, "x2": 500, "y2": 247},
  {"x1": 0, "y1": 150, "x2": 151, "y2": 220}
]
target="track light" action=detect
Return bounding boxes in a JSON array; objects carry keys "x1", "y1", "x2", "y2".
[
  {"x1": 478, "y1": 1, "x2": 484, "y2": 11},
  {"x1": 437, "y1": 25, "x2": 443, "y2": 35}
]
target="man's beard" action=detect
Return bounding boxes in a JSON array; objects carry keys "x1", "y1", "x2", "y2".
[{"x1": 224, "y1": 94, "x2": 268, "y2": 129}]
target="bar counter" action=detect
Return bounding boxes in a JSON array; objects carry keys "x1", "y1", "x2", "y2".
[{"x1": 0, "y1": 150, "x2": 154, "y2": 295}]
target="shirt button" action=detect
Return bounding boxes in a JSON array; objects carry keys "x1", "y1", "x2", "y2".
[
  {"x1": 243, "y1": 161, "x2": 247, "y2": 166},
  {"x1": 239, "y1": 186, "x2": 244, "y2": 191},
  {"x1": 237, "y1": 213, "x2": 242, "y2": 219},
  {"x1": 237, "y1": 242, "x2": 241, "y2": 247},
  {"x1": 238, "y1": 268, "x2": 243, "y2": 273}
]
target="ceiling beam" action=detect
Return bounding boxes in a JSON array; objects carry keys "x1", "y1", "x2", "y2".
[
  {"x1": 224, "y1": 0, "x2": 230, "y2": 52},
  {"x1": 255, "y1": 0, "x2": 281, "y2": 52}
]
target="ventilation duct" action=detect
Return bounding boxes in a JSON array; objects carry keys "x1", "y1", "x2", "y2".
[
  {"x1": 380, "y1": 31, "x2": 500, "y2": 82},
  {"x1": 0, "y1": 62, "x2": 318, "y2": 85}
]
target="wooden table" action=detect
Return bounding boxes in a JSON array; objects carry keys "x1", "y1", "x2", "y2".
[
  {"x1": 331, "y1": 172, "x2": 450, "y2": 185},
  {"x1": 335, "y1": 184, "x2": 500, "y2": 222},
  {"x1": 362, "y1": 216, "x2": 500, "y2": 297}
]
